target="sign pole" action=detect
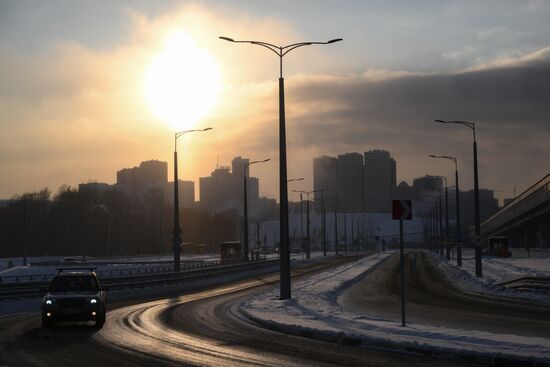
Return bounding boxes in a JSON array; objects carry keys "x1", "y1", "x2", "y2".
[
  {"x1": 399, "y1": 218, "x2": 405, "y2": 327},
  {"x1": 393, "y1": 199, "x2": 411, "y2": 328}
]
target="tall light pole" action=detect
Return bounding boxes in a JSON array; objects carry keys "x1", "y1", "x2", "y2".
[
  {"x1": 324, "y1": 197, "x2": 339, "y2": 255},
  {"x1": 287, "y1": 178, "x2": 303, "y2": 251},
  {"x1": 312, "y1": 190, "x2": 327, "y2": 256},
  {"x1": 429, "y1": 154, "x2": 462, "y2": 266},
  {"x1": 287, "y1": 178, "x2": 304, "y2": 184},
  {"x1": 436, "y1": 119, "x2": 481, "y2": 276},
  {"x1": 243, "y1": 158, "x2": 270, "y2": 262},
  {"x1": 173, "y1": 128, "x2": 212, "y2": 272},
  {"x1": 220, "y1": 36, "x2": 342, "y2": 299},
  {"x1": 293, "y1": 189, "x2": 322, "y2": 259}
]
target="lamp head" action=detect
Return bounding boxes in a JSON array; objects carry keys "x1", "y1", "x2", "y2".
[
  {"x1": 219, "y1": 36, "x2": 235, "y2": 42},
  {"x1": 328, "y1": 38, "x2": 343, "y2": 44}
]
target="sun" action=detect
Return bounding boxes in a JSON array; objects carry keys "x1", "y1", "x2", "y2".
[{"x1": 144, "y1": 31, "x2": 221, "y2": 130}]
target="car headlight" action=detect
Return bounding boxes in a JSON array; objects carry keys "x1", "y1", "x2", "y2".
[
  {"x1": 45, "y1": 299, "x2": 53, "y2": 305},
  {"x1": 90, "y1": 299, "x2": 98, "y2": 304}
]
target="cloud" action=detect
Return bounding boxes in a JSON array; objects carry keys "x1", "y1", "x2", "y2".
[
  {"x1": 246, "y1": 46, "x2": 550, "y2": 199},
  {"x1": 1, "y1": 3, "x2": 549, "y2": 204}
]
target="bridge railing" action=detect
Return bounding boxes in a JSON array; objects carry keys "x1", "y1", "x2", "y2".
[{"x1": 481, "y1": 173, "x2": 550, "y2": 236}]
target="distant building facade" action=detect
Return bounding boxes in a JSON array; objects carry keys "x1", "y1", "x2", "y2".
[
  {"x1": 364, "y1": 150, "x2": 395, "y2": 213},
  {"x1": 313, "y1": 156, "x2": 338, "y2": 211},
  {"x1": 199, "y1": 158, "x2": 260, "y2": 215},
  {"x1": 337, "y1": 153, "x2": 364, "y2": 213},
  {"x1": 116, "y1": 160, "x2": 168, "y2": 198},
  {"x1": 165, "y1": 180, "x2": 195, "y2": 208},
  {"x1": 78, "y1": 182, "x2": 111, "y2": 196}
]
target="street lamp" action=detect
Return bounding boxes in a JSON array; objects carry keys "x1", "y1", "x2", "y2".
[
  {"x1": 287, "y1": 178, "x2": 303, "y2": 252},
  {"x1": 287, "y1": 178, "x2": 304, "y2": 183},
  {"x1": 429, "y1": 154, "x2": 462, "y2": 266},
  {"x1": 220, "y1": 36, "x2": 342, "y2": 299},
  {"x1": 173, "y1": 127, "x2": 212, "y2": 272},
  {"x1": 435, "y1": 119, "x2": 481, "y2": 274},
  {"x1": 292, "y1": 189, "x2": 322, "y2": 259},
  {"x1": 323, "y1": 197, "x2": 339, "y2": 255},
  {"x1": 439, "y1": 176, "x2": 451, "y2": 260},
  {"x1": 243, "y1": 158, "x2": 271, "y2": 262}
]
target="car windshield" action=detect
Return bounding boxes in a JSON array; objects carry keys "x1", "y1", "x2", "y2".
[{"x1": 48, "y1": 275, "x2": 99, "y2": 292}]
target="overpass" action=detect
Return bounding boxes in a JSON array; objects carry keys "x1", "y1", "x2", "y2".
[{"x1": 480, "y1": 173, "x2": 550, "y2": 248}]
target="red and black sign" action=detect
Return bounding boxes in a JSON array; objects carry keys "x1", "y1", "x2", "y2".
[{"x1": 392, "y1": 200, "x2": 412, "y2": 220}]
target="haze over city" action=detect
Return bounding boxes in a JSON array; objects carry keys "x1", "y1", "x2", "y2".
[
  {"x1": 3, "y1": 2, "x2": 550, "y2": 366},
  {"x1": 1, "y1": 0, "x2": 550, "y2": 203}
]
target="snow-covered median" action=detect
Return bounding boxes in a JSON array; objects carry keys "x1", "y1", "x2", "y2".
[{"x1": 238, "y1": 251, "x2": 550, "y2": 364}]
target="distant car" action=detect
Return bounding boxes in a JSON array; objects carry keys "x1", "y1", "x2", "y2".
[{"x1": 41, "y1": 268, "x2": 107, "y2": 329}]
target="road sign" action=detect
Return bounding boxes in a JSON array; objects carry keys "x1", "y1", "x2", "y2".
[{"x1": 392, "y1": 200, "x2": 412, "y2": 220}]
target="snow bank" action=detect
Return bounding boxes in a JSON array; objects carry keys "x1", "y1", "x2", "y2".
[
  {"x1": 435, "y1": 250, "x2": 550, "y2": 305},
  {"x1": 239, "y1": 251, "x2": 550, "y2": 363}
]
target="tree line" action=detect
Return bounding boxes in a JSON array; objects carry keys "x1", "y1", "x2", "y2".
[{"x1": 0, "y1": 186, "x2": 240, "y2": 258}]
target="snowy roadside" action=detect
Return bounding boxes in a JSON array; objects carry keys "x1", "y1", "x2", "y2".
[
  {"x1": 238, "y1": 251, "x2": 550, "y2": 364},
  {"x1": 0, "y1": 252, "x2": 335, "y2": 316},
  {"x1": 434, "y1": 250, "x2": 550, "y2": 306}
]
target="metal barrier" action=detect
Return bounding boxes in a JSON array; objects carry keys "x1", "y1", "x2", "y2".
[{"x1": 0, "y1": 258, "x2": 247, "y2": 284}]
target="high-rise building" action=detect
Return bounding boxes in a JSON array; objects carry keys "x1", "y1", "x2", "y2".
[
  {"x1": 364, "y1": 150, "x2": 395, "y2": 213},
  {"x1": 199, "y1": 158, "x2": 260, "y2": 215},
  {"x1": 337, "y1": 153, "x2": 364, "y2": 213},
  {"x1": 390, "y1": 158, "x2": 397, "y2": 186},
  {"x1": 460, "y1": 188, "x2": 499, "y2": 239},
  {"x1": 412, "y1": 175, "x2": 443, "y2": 217},
  {"x1": 232, "y1": 156, "x2": 249, "y2": 179},
  {"x1": 313, "y1": 156, "x2": 337, "y2": 211},
  {"x1": 165, "y1": 180, "x2": 195, "y2": 208},
  {"x1": 116, "y1": 160, "x2": 168, "y2": 198}
]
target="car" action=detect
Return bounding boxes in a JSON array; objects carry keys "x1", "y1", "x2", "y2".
[{"x1": 41, "y1": 268, "x2": 107, "y2": 329}]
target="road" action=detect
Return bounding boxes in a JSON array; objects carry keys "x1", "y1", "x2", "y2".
[
  {"x1": 0, "y1": 255, "x2": 483, "y2": 367},
  {"x1": 340, "y1": 250, "x2": 550, "y2": 338}
]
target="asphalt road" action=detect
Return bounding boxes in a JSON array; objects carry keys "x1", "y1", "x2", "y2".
[
  {"x1": 0, "y1": 255, "x2": 483, "y2": 367},
  {"x1": 340, "y1": 250, "x2": 550, "y2": 338}
]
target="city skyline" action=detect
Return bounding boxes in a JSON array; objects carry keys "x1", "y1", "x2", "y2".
[{"x1": 2, "y1": 1, "x2": 550, "y2": 203}]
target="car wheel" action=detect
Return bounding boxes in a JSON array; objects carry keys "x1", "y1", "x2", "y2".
[
  {"x1": 95, "y1": 313, "x2": 106, "y2": 329},
  {"x1": 42, "y1": 316, "x2": 52, "y2": 329}
]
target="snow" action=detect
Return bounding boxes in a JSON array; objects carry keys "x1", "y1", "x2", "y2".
[
  {"x1": 435, "y1": 249, "x2": 550, "y2": 305},
  {"x1": 0, "y1": 251, "x2": 326, "y2": 282},
  {"x1": 0, "y1": 252, "x2": 335, "y2": 316},
  {"x1": 238, "y1": 251, "x2": 550, "y2": 363}
]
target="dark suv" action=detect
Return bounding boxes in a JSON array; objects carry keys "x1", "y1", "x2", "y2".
[{"x1": 41, "y1": 268, "x2": 107, "y2": 328}]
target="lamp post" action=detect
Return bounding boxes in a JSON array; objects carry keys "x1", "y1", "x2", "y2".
[
  {"x1": 312, "y1": 190, "x2": 327, "y2": 256},
  {"x1": 293, "y1": 189, "x2": 322, "y2": 259},
  {"x1": 287, "y1": 178, "x2": 304, "y2": 184},
  {"x1": 429, "y1": 154, "x2": 462, "y2": 266},
  {"x1": 287, "y1": 178, "x2": 303, "y2": 252},
  {"x1": 443, "y1": 177, "x2": 450, "y2": 258},
  {"x1": 173, "y1": 128, "x2": 212, "y2": 272},
  {"x1": 436, "y1": 119, "x2": 481, "y2": 276},
  {"x1": 220, "y1": 36, "x2": 342, "y2": 299},
  {"x1": 243, "y1": 158, "x2": 270, "y2": 262},
  {"x1": 324, "y1": 197, "x2": 339, "y2": 255}
]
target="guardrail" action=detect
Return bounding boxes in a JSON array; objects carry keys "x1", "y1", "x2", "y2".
[
  {"x1": 0, "y1": 257, "x2": 260, "y2": 284},
  {"x1": 0, "y1": 258, "x2": 279, "y2": 300},
  {"x1": 481, "y1": 173, "x2": 550, "y2": 237}
]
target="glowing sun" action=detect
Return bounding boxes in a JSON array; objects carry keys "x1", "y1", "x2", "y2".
[{"x1": 144, "y1": 31, "x2": 221, "y2": 130}]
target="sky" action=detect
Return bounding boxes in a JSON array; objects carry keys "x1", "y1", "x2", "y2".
[{"x1": 1, "y1": 0, "x2": 550, "y2": 203}]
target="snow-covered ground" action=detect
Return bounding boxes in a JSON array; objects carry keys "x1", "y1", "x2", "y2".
[
  {"x1": 239, "y1": 251, "x2": 550, "y2": 363},
  {"x1": 435, "y1": 248, "x2": 550, "y2": 305},
  {"x1": 0, "y1": 251, "x2": 340, "y2": 283},
  {"x1": 0, "y1": 251, "x2": 339, "y2": 316}
]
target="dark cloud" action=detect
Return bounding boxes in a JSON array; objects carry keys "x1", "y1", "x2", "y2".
[{"x1": 260, "y1": 49, "x2": 550, "y2": 198}]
